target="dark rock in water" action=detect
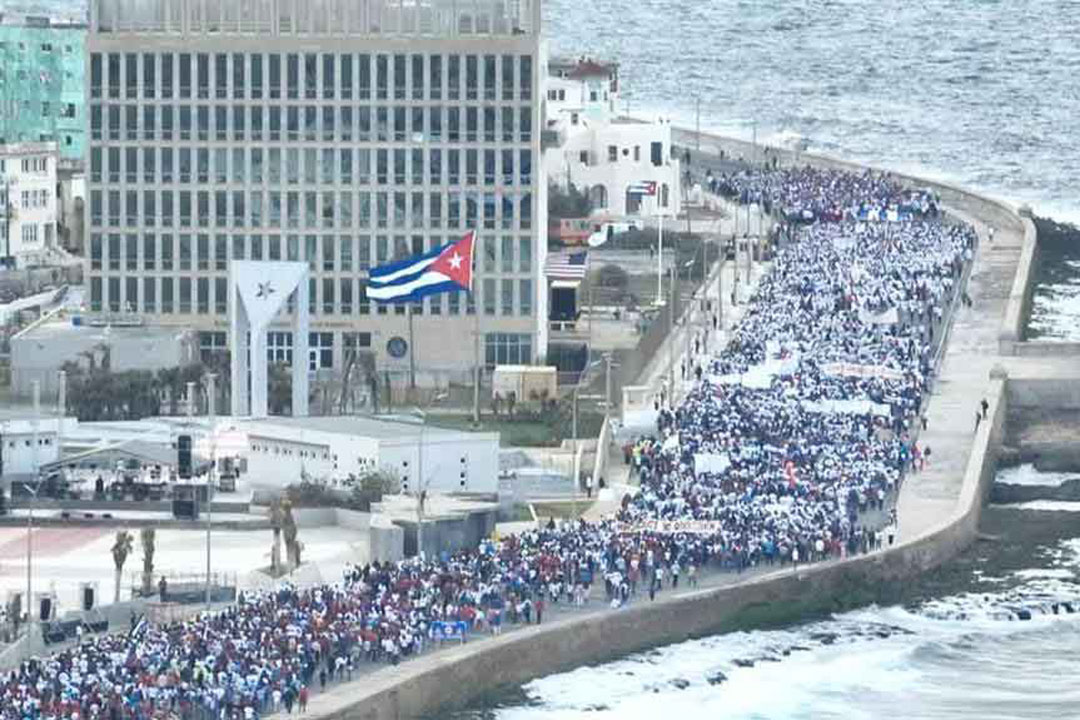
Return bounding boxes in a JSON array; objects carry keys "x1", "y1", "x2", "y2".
[
  {"x1": 1065, "y1": 602, "x2": 1075, "y2": 613},
  {"x1": 790, "y1": 645, "x2": 812, "y2": 652},
  {"x1": 781, "y1": 649, "x2": 791, "y2": 656},
  {"x1": 707, "y1": 671, "x2": 728, "y2": 685},
  {"x1": 584, "y1": 705, "x2": 610, "y2": 712},
  {"x1": 873, "y1": 629, "x2": 892, "y2": 638},
  {"x1": 810, "y1": 632, "x2": 839, "y2": 645},
  {"x1": 757, "y1": 655, "x2": 781, "y2": 663},
  {"x1": 1017, "y1": 609, "x2": 1033, "y2": 621},
  {"x1": 669, "y1": 678, "x2": 691, "y2": 690},
  {"x1": 733, "y1": 658, "x2": 755, "y2": 668},
  {"x1": 992, "y1": 477, "x2": 1080, "y2": 504}
]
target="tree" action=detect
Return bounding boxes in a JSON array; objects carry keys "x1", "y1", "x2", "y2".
[
  {"x1": 548, "y1": 181, "x2": 593, "y2": 219},
  {"x1": 139, "y1": 528, "x2": 156, "y2": 597},
  {"x1": 111, "y1": 530, "x2": 134, "y2": 603},
  {"x1": 268, "y1": 362, "x2": 292, "y2": 415}
]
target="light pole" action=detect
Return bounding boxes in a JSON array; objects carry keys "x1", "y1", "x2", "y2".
[
  {"x1": 23, "y1": 481, "x2": 38, "y2": 628},
  {"x1": 410, "y1": 392, "x2": 447, "y2": 560},
  {"x1": 204, "y1": 373, "x2": 216, "y2": 609}
]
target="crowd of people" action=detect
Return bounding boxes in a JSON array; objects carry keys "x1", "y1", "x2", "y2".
[
  {"x1": 707, "y1": 165, "x2": 940, "y2": 223},
  {"x1": 0, "y1": 166, "x2": 975, "y2": 720}
]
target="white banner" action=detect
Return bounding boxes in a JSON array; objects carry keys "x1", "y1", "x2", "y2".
[
  {"x1": 693, "y1": 453, "x2": 731, "y2": 475},
  {"x1": 820, "y1": 362, "x2": 905, "y2": 381},
  {"x1": 615, "y1": 519, "x2": 724, "y2": 535}
]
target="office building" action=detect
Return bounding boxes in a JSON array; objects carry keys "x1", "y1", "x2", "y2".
[{"x1": 85, "y1": 0, "x2": 547, "y2": 395}]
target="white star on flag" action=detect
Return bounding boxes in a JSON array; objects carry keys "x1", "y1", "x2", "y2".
[{"x1": 449, "y1": 252, "x2": 463, "y2": 270}]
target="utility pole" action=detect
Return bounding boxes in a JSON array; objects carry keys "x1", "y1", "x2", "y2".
[
  {"x1": 204, "y1": 373, "x2": 216, "y2": 609},
  {"x1": 417, "y1": 414, "x2": 425, "y2": 560},
  {"x1": 667, "y1": 265, "x2": 677, "y2": 398},
  {"x1": 695, "y1": 96, "x2": 701, "y2": 152},
  {"x1": 25, "y1": 380, "x2": 41, "y2": 627},
  {"x1": 571, "y1": 383, "x2": 580, "y2": 518},
  {"x1": 604, "y1": 353, "x2": 613, "y2": 415},
  {"x1": 407, "y1": 303, "x2": 416, "y2": 390},
  {"x1": 472, "y1": 308, "x2": 481, "y2": 426}
]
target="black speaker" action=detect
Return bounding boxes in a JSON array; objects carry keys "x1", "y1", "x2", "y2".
[
  {"x1": 82, "y1": 586, "x2": 95, "y2": 611},
  {"x1": 171, "y1": 499, "x2": 198, "y2": 520},
  {"x1": 177, "y1": 434, "x2": 192, "y2": 479},
  {"x1": 39, "y1": 596, "x2": 52, "y2": 622}
]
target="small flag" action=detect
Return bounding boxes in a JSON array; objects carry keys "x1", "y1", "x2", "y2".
[
  {"x1": 545, "y1": 250, "x2": 589, "y2": 280},
  {"x1": 368, "y1": 231, "x2": 475, "y2": 303},
  {"x1": 627, "y1": 181, "x2": 658, "y2": 196}
]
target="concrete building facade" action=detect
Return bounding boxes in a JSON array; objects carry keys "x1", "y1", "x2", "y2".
[
  {"x1": 0, "y1": 18, "x2": 87, "y2": 162},
  {"x1": 85, "y1": 0, "x2": 547, "y2": 394},
  {"x1": 0, "y1": 142, "x2": 61, "y2": 268}
]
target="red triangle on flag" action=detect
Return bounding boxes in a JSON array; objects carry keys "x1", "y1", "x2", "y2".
[{"x1": 430, "y1": 230, "x2": 475, "y2": 291}]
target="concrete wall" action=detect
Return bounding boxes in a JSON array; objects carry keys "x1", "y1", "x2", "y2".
[{"x1": 1007, "y1": 377, "x2": 1080, "y2": 411}]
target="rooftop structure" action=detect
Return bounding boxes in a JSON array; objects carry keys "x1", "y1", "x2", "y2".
[{"x1": 91, "y1": 0, "x2": 539, "y2": 37}]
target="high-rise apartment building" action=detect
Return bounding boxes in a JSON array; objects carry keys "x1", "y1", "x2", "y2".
[
  {"x1": 85, "y1": 0, "x2": 546, "y2": 390},
  {"x1": 0, "y1": 17, "x2": 87, "y2": 161}
]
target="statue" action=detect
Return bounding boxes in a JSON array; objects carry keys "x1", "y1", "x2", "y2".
[
  {"x1": 269, "y1": 499, "x2": 284, "y2": 576},
  {"x1": 280, "y1": 497, "x2": 302, "y2": 570}
]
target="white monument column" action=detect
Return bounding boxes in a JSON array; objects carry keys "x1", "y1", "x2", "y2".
[
  {"x1": 228, "y1": 260, "x2": 309, "y2": 419},
  {"x1": 293, "y1": 280, "x2": 310, "y2": 417}
]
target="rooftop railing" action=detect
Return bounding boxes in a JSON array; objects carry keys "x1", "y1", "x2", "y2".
[{"x1": 92, "y1": 0, "x2": 539, "y2": 38}]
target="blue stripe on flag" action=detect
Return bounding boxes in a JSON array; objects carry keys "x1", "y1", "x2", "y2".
[
  {"x1": 370, "y1": 279, "x2": 462, "y2": 304},
  {"x1": 369, "y1": 242, "x2": 450, "y2": 285}
]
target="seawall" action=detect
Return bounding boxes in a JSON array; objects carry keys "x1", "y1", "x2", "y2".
[{"x1": 301, "y1": 130, "x2": 1027, "y2": 719}]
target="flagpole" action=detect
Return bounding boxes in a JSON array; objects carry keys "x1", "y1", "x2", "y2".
[
  {"x1": 471, "y1": 230, "x2": 481, "y2": 426},
  {"x1": 407, "y1": 301, "x2": 416, "y2": 391},
  {"x1": 657, "y1": 206, "x2": 664, "y2": 304}
]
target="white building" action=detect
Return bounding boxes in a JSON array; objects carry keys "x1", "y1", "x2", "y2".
[
  {"x1": 0, "y1": 142, "x2": 60, "y2": 269},
  {"x1": 0, "y1": 417, "x2": 69, "y2": 477},
  {"x1": 544, "y1": 57, "x2": 680, "y2": 219},
  {"x1": 216, "y1": 415, "x2": 500, "y2": 495}
]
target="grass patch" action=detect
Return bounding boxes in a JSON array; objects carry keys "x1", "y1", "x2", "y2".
[
  {"x1": 423, "y1": 411, "x2": 605, "y2": 448},
  {"x1": 532, "y1": 500, "x2": 594, "y2": 520}
]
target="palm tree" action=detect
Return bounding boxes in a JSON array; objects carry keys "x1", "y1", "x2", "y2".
[
  {"x1": 111, "y1": 530, "x2": 134, "y2": 602},
  {"x1": 139, "y1": 528, "x2": 156, "y2": 597}
]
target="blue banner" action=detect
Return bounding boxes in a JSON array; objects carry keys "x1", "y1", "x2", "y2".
[{"x1": 431, "y1": 621, "x2": 468, "y2": 642}]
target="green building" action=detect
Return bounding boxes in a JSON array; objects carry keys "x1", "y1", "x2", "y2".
[{"x1": 0, "y1": 20, "x2": 87, "y2": 161}]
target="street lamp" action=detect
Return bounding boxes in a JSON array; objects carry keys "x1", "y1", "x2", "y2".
[
  {"x1": 409, "y1": 392, "x2": 447, "y2": 560},
  {"x1": 22, "y1": 480, "x2": 39, "y2": 628}
]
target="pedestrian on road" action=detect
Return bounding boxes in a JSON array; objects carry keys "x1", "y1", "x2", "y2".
[
  {"x1": 981, "y1": 398, "x2": 989, "y2": 419},
  {"x1": 975, "y1": 411, "x2": 982, "y2": 432},
  {"x1": 921, "y1": 415, "x2": 928, "y2": 431},
  {"x1": 299, "y1": 685, "x2": 309, "y2": 713}
]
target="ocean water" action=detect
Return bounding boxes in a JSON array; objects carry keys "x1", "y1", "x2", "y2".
[
  {"x1": 545, "y1": 0, "x2": 1080, "y2": 227},
  {"x1": 456, "y1": 502, "x2": 1080, "y2": 720}
]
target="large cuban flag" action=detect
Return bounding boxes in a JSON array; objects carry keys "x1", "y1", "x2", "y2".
[{"x1": 368, "y1": 231, "x2": 475, "y2": 303}]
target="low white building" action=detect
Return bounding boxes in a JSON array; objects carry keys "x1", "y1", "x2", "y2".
[
  {"x1": 218, "y1": 415, "x2": 500, "y2": 496},
  {"x1": 0, "y1": 417, "x2": 68, "y2": 478},
  {"x1": 0, "y1": 142, "x2": 60, "y2": 269},
  {"x1": 544, "y1": 57, "x2": 681, "y2": 219}
]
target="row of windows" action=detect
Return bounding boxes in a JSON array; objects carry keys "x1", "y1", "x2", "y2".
[
  {"x1": 88, "y1": 190, "x2": 535, "y2": 232},
  {"x1": 89, "y1": 232, "x2": 533, "y2": 275},
  {"x1": 90, "y1": 52, "x2": 534, "y2": 103},
  {"x1": 89, "y1": 103, "x2": 533, "y2": 144},
  {"x1": 88, "y1": 274, "x2": 535, "y2": 319},
  {"x1": 90, "y1": 146, "x2": 533, "y2": 189},
  {"x1": 20, "y1": 189, "x2": 51, "y2": 209},
  {"x1": 202, "y1": 328, "x2": 533, "y2": 371}
]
